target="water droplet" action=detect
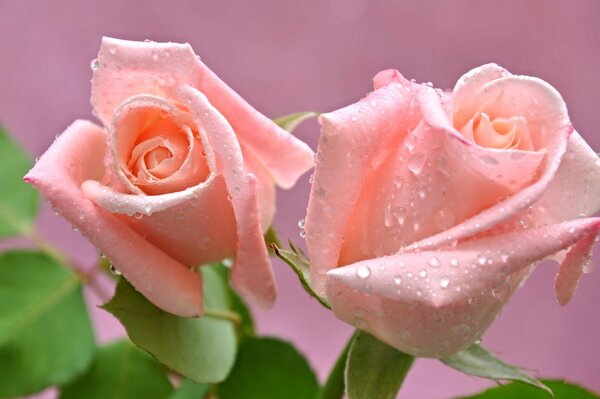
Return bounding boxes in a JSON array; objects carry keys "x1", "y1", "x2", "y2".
[
  {"x1": 133, "y1": 212, "x2": 143, "y2": 219},
  {"x1": 99, "y1": 252, "x2": 106, "y2": 259},
  {"x1": 450, "y1": 258, "x2": 459, "y2": 267},
  {"x1": 351, "y1": 115, "x2": 358, "y2": 122},
  {"x1": 393, "y1": 275, "x2": 402, "y2": 285},
  {"x1": 440, "y1": 276, "x2": 450, "y2": 288},
  {"x1": 404, "y1": 135, "x2": 416, "y2": 151},
  {"x1": 426, "y1": 81, "x2": 434, "y2": 87},
  {"x1": 357, "y1": 265, "x2": 371, "y2": 279},
  {"x1": 477, "y1": 254, "x2": 487, "y2": 265},
  {"x1": 298, "y1": 218, "x2": 305, "y2": 229},
  {"x1": 90, "y1": 58, "x2": 99, "y2": 70},
  {"x1": 407, "y1": 153, "x2": 427, "y2": 175},
  {"x1": 52, "y1": 208, "x2": 60, "y2": 216},
  {"x1": 492, "y1": 280, "x2": 512, "y2": 301},
  {"x1": 71, "y1": 226, "x2": 79, "y2": 232},
  {"x1": 144, "y1": 204, "x2": 152, "y2": 214},
  {"x1": 109, "y1": 264, "x2": 121, "y2": 276},
  {"x1": 308, "y1": 174, "x2": 314, "y2": 184},
  {"x1": 419, "y1": 269, "x2": 427, "y2": 278},
  {"x1": 394, "y1": 207, "x2": 407, "y2": 225},
  {"x1": 499, "y1": 251, "x2": 510, "y2": 264},
  {"x1": 415, "y1": 288, "x2": 422, "y2": 297},
  {"x1": 428, "y1": 257, "x2": 441, "y2": 268},
  {"x1": 299, "y1": 229, "x2": 306, "y2": 238}
]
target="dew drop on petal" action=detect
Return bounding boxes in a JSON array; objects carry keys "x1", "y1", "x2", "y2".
[
  {"x1": 357, "y1": 265, "x2": 371, "y2": 279},
  {"x1": 428, "y1": 257, "x2": 441, "y2": 268},
  {"x1": 393, "y1": 275, "x2": 402, "y2": 285},
  {"x1": 407, "y1": 153, "x2": 427, "y2": 175},
  {"x1": 298, "y1": 218, "x2": 305, "y2": 229},
  {"x1": 450, "y1": 258, "x2": 459, "y2": 267},
  {"x1": 419, "y1": 269, "x2": 427, "y2": 278},
  {"x1": 440, "y1": 276, "x2": 450, "y2": 288},
  {"x1": 477, "y1": 254, "x2": 487, "y2": 265}
]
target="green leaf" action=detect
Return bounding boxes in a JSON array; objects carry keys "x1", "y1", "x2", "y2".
[
  {"x1": 442, "y1": 345, "x2": 552, "y2": 395},
  {"x1": 60, "y1": 340, "x2": 174, "y2": 399},
  {"x1": 102, "y1": 266, "x2": 237, "y2": 384},
  {"x1": 456, "y1": 379, "x2": 599, "y2": 399},
  {"x1": 273, "y1": 112, "x2": 319, "y2": 133},
  {"x1": 0, "y1": 251, "x2": 95, "y2": 397},
  {"x1": 345, "y1": 331, "x2": 414, "y2": 399},
  {"x1": 218, "y1": 337, "x2": 319, "y2": 399},
  {"x1": 273, "y1": 242, "x2": 330, "y2": 308},
  {"x1": 168, "y1": 380, "x2": 210, "y2": 399},
  {"x1": 210, "y1": 263, "x2": 255, "y2": 339},
  {"x1": 0, "y1": 127, "x2": 39, "y2": 237}
]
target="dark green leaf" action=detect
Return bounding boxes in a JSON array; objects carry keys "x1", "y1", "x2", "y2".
[
  {"x1": 273, "y1": 242, "x2": 330, "y2": 308},
  {"x1": 0, "y1": 251, "x2": 94, "y2": 397},
  {"x1": 273, "y1": 112, "x2": 319, "y2": 133},
  {"x1": 60, "y1": 340, "x2": 174, "y2": 399},
  {"x1": 456, "y1": 379, "x2": 599, "y2": 399},
  {"x1": 102, "y1": 266, "x2": 237, "y2": 384},
  {"x1": 0, "y1": 127, "x2": 39, "y2": 237},
  {"x1": 345, "y1": 331, "x2": 414, "y2": 399},
  {"x1": 168, "y1": 380, "x2": 210, "y2": 399},
  {"x1": 218, "y1": 337, "x2": 319, "y2": 399},
  {"x1": 211, "y1": 263, "x2": 255, "y2": 338},
  {"x1": 442, "y1": 345, "x2": 551, "y2": 395}
]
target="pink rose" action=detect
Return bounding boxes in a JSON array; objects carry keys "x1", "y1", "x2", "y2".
[
  {"x1": 25, "y1": 38, "x2": 313, "y2": 317},
  {"x1": 305, "y1": 64, "x2": 600, "y2": 357}
]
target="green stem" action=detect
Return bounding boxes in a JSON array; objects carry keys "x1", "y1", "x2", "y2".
[
  {"x1": 203, "y1": 308, "x2": 241, "y2": 325},
  {"x1": 317, "y1": 330, "x2": 359, "y2": 399}
]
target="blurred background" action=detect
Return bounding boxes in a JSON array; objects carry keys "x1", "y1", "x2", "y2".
[{"x1": 1, "y1": 1, "x2": 599, "y2": 398}]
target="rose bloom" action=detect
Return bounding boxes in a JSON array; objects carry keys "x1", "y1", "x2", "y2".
[
  {"x1": 25, "y1": 38, "x2": 313, "y2": 317},
  {"x1": 305, "y1": 64, "x2": 600, "y2": 357}
]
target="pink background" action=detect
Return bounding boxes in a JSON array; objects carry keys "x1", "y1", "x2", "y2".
[{"x1": 1, "y1": 1, "x2": 599, "y2": 398}]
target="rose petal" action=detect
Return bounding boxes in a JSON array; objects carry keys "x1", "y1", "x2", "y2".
[
  {"x1": 326, "y1": 217, "x2": 600, "y2": 358},
  {"x1": 452, "y1": 63, "x2": 511, "y2": 129},
  {"x1": 92, "y1": 37, "x2": 313, "y2": 189},
  {"x1": 408, "y1": 77, "x2": 572, "y2": 251},
  {"x1": 177, "y1": 85, "x2": 276, "y2": 309},
  {"x1": 24, "y1": 120, "x2": 203, "y2": 317},
  {"x1": 305, "y1": 75, "x2": 422, "y2": 296},
  {"x1": 241, "y1": 144, "x2": 276, "y2": 232},
  {"x1": 532, "y1": 131, "x2": 600, "y2": 225},
  {"x1": 338, "y1": 117, "x2": 546, "y2": 267}
]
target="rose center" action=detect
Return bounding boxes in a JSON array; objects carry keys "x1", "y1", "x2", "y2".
[
  {"x1": 459, "y1": 112, "x2": 534, "y2": 151},
  {"x1": 113, "y1": 101, "x2": 210, "y2": 195}
]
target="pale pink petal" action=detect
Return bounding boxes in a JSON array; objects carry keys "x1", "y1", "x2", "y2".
[
  {"x1": 532, "y1": 131, "x2": 600, "y2": 225},
  {"x1": 92, "y1": 37, "x2": 313, "y2": 189},
  {"x1": 82, "y1": 175, "x2": 238, "y2": 268},
  {"x1": 338, "y1": 118, "x2": 546, "y2": 268},
  {"x1": 326, "y1": 218, "x2": 600, "y2": 358},
  {"x1": 241, "y1": 144, "x2": 276, "y2": 232},
  {"x1": 452, "y1": 63, "x2": 511, "y2": 129},
  {"x1": 24, "y1": 120, "x2": 203, "y2": 317},
  {"x1": 305, "y1": 76, "x2": 422, "y2": 296},
  {"x1": 555, "y1": 228, "x2": 598, "y2": 306},
  {"x1": 408, "y1": 77, "x2": 572, "y2": 251},
  {"x1": 176, "y1": 85, "x2": 276, "y2": 309}
]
